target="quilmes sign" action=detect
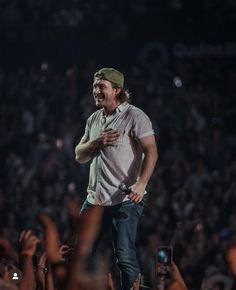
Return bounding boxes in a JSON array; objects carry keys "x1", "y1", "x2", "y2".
[{"x1": 173, "y1": 42, "x2": 236, "y2": 58}]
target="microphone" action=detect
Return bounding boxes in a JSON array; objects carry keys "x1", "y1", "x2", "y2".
[
  {"x1": 119, "y1": 183, "x2": 131, "y2": 194},
  {"x1": 118, "y1": 183, "x2": 145, "y2": 206}
]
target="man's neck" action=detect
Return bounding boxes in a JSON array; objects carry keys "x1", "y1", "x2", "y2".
[{"x1": 104, "y1": 102, "x2": 121, "y2": 116}]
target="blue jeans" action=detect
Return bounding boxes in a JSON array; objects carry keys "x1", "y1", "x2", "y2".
[{"x1": 81, "y1": 198, "x2": 146, "y2": 290}]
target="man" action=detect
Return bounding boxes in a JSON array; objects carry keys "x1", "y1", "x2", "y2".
[{"x1": 75, "y1": 67, "x2": 158, "y2": 290}]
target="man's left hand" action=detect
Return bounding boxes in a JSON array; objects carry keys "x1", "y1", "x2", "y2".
[{"x1": 128, "y1": 182, "x2": 146, "y2": 203}]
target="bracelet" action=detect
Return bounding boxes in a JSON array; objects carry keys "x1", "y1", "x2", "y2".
[
  {"x1": 38, "y1": 265, "x2": 48, "y2": 273},
  {"x1": 21, "y1": 250, "x2": 34, "y2": 257}
]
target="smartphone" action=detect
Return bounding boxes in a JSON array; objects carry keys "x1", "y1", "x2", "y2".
[{"x1": 156, "y1": 246, "x2": 173, "y2": 267}]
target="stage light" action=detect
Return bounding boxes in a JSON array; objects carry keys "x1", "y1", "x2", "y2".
[
  {"x1": 41, "y1": 61, "x2": 48, "y2": 72},
  {"x1": 173, "y1": 76, "x2": 182, "y2": 88}
]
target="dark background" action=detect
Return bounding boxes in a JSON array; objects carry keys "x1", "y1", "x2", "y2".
[{"x1": 0, "y1": 0, "x2": 236, "y2": 289}]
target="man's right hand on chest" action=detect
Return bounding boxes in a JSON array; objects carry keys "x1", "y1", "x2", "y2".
[{"x1": 96, "y1": 128, "x2": 120, "y2": 147}]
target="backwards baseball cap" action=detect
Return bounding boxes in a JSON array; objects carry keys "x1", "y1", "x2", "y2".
[{"x1": 94, "y1": 68, "x2": 124, "y2": 87}]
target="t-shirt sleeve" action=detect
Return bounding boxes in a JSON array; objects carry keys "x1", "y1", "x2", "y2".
[
  {"x1": 132, "y1": 110, "x2": 155, "y2": 139},
  {"x1": 80, "y1": 118, "x2": 91, "y2": 144}
]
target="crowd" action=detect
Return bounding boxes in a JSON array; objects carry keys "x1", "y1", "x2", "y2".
[
  {"x1": 0, "y1": 0, "x2": 236, "y2": 41},
  {"x1": 0, "y1": 38, "x2": 236, "y2": 289}
]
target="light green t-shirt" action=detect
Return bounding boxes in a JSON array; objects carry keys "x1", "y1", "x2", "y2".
[{"x1": 80, "y1": 102, "x2": 154, "y2": 205}]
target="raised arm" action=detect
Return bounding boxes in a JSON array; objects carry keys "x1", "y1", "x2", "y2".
[{"x1": 18, "y1": 230, "x2": 40, "y2": 290}]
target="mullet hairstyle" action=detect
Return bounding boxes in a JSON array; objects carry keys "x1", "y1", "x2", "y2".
[{"x1": 111, "y1": 83, "x2": 131, "y2": 103}]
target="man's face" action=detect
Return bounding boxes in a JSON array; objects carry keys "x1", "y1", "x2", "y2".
[{"x1": 92, "y1": 79, "x2": 119, "y2": 109}]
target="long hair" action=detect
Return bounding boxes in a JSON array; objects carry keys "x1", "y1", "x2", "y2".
[{"x1": 112, "y1": 83, "x2": 131, "y2": 103}]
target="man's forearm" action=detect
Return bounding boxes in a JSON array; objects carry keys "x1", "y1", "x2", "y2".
[
  {"x1": 138, "y1": 145, "x2": 158, "y2": 186},
  {"x1": 75, "y1": 140, "x2": 98, "y2": 164}
]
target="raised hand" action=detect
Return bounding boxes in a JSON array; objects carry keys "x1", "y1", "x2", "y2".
[
  {"x1": 132, "y1": 273, "x2": 141, "y2": 290},
  {"x1": 107, "y1": 273, "x2": 115, "y2": 290},
  {"x1": 38, "y1": 213, "x2": 61, "y2": 263},
  {"x1": 0, "y1": 234, "x2": 19, "y2": 262},
  {"x1": 18, "y1": 230, "x2": 40, "y2": 290},
  {"x1": 19, "y1": 230, "x2": 40, "y2": 257},
  {"x1": 57, "y1": 245, "x2": 71, "y2": 262}
]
